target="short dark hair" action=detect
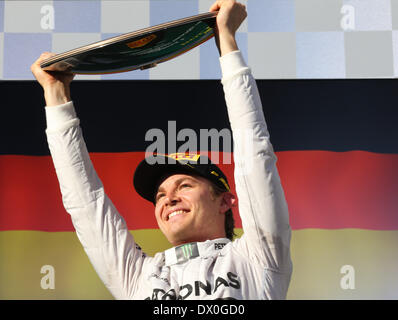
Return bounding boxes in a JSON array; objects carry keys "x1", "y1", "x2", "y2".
[{"x1": 209, "y1": 183, "x2": 236, "y2": 241}]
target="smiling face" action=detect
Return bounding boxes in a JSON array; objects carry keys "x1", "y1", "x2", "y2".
[{"x1": 154, "y1": 173, "x2": 228, "y2": 246}]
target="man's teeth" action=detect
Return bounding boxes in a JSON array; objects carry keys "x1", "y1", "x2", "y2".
[{"x1": 169, "y1": 210, "x2": 185, "y2": 219}]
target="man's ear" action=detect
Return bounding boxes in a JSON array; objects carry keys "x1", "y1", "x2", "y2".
[{"x1": 219, "y1": 192, "x2": 237, "y2": 214}]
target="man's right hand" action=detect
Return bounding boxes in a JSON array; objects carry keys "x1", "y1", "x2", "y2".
[{"x1": 31, "y1": 52, "x2": 75, "y2": 107}]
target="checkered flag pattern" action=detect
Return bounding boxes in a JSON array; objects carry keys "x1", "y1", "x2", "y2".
[{"x1": 0, "y1": 0, "x2": 397, "y2": 80}]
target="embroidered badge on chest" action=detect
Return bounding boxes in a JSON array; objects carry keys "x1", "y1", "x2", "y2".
[{"x1": 176, "y1": 243, "x2": 200, "y2": 263}]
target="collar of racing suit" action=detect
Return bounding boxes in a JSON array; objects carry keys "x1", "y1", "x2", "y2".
[{"x1": 164, "y1": 238, "x2": 231, "y2": 266}]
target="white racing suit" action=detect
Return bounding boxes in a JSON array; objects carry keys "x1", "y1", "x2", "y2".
[{"x1": 45, "y1": 51, "x2": 292, "y2": 300}]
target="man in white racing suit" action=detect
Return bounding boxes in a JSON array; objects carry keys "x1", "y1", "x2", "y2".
[{"x1": 31, "y1": 0, "x2": 292, "y2": 300}]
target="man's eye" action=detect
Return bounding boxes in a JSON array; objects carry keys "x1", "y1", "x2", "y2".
[
  {"x1": 156, "y1": 193, "x2": 165, "y2": 202},
  {"x1": 180, "y1": 183, "x2": 191, "y2": 189}
]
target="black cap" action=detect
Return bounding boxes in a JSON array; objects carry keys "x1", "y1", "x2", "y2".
[{"x1": 133, "y1": 153, "x2": 230, "y2": 204}]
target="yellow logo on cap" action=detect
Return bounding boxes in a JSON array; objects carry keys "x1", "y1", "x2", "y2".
[
  {"x1": 219, "y1": 178, "x2": 230, "y2": 191},
  {"x1": 211, "y1": 171, "x2": 230, "y2": 191},
  {"x1": 167, "y1": 153, "x2": 201, "y2": 162}
]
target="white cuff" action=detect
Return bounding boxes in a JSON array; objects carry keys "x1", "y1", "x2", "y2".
[
  {"x1": 219, "y1": 50, "x2": 250, "y2": 82},
  {"x1": 45, "y1": 101, "x2": 77, "y2": 131}
]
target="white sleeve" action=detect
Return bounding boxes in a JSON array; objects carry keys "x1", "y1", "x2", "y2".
[
  {"x1": 45, "y1": 101, "x2": 146, "y2": 299},
  {"x1": 221, "y1": 51, "x2": 292, "y2": 274}
]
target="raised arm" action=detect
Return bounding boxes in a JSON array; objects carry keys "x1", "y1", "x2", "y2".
[
  {"x1": 212, "y1": 1, "x2": 292, "y2": 277},
  {"x1": 31, "y1": 55, "x2": 147, "y2": 299}
]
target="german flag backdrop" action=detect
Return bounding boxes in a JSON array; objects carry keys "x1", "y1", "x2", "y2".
[{"x1": 1, "y1": 79, "x2": 397, "y2": 299}]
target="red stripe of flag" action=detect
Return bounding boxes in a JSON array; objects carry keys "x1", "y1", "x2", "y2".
[{"x1": 0, "y1": 151, "x2": 397, "y2": 231}]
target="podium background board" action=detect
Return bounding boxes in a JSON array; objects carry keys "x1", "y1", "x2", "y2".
[{"x1": 1, "y1": 0, "x2": 398, "y2": 80}]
